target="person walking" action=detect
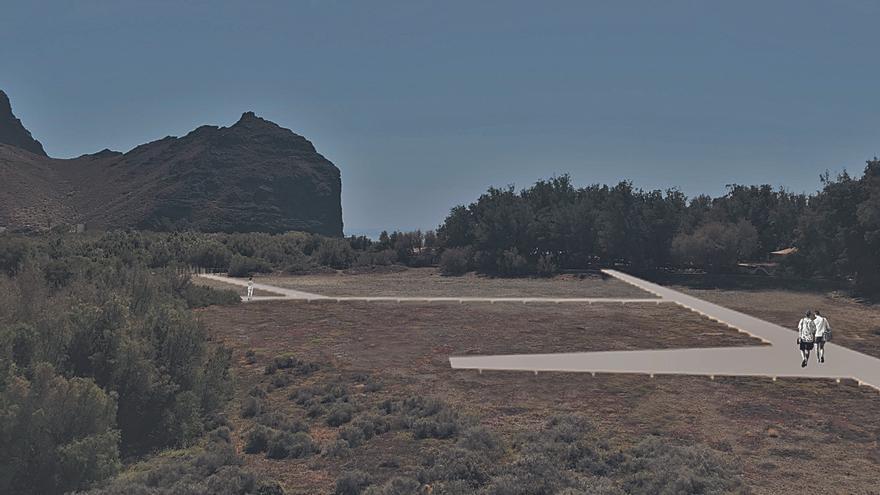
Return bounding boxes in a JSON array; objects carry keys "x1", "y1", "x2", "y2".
[
  {"x1": 813, "y1": 310, "x2": 832, "y2": 363},
  {"x1": 247, "y1": 276, "x2": 254, "y2": 301},
  {"x1": 797, "y1": 311, "x2": 816, "y2": 368}
]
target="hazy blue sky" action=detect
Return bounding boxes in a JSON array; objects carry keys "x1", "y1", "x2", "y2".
[{"x1": 2, "y1": 1, "x2": 878, "y2": 236}]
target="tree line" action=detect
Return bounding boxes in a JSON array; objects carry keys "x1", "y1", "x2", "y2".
[{"x1": 435, "y1": 158, "x2": 880, "y2": 294}]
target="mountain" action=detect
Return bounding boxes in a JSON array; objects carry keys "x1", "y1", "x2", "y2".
[
  {"x1": 0, "y1": 93, "x2": 343, "y2": 236},
  {"x1": 0, "y1": 90, "x2": 47, "y2": 156}
]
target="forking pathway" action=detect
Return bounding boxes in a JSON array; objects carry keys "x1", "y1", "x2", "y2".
[
  {"x1": 450, "y1": 269, "x2": 880, "y2": 392},
  {"x1": 196, "y1": 273, "x2": 669, "y2": 305},
  {"x1": 197, "y1": 271, "x2": 880, "y2": 391}
]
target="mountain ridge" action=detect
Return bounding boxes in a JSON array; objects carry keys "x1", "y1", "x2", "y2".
[
  {"x1": 0, "y1": 90, "x2": 47, "y2": 156},
  {"x1": 0, "y1": 92, "x2": 343, "y2": 236}
]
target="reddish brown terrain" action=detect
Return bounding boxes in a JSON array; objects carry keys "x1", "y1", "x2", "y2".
[{"x1": 194, "y1": 273, "x2": 880, "y2": 494}]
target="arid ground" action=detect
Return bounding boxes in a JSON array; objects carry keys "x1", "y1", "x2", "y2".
[
  {"x1": 258, "y1": 268, "x2": 655, "y2": 298},
  {"x1": 195, "y1": 269, "x2": 880, "y2": 494}
]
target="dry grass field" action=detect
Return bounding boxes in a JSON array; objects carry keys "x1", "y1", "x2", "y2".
[
  {"x1": 257, "y1": 267, "x2": 655, "y2": 298},
  {"x1": 194, "y1": 281, "x2": 880, "y2": 494}
]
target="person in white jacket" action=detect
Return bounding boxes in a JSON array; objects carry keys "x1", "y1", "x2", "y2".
[
  {"x1": 247, "y1": 277, "x2": 254, "y2": 301},
  {"x1": 812, "y1": 310, "x2": 831, "y2": 363},
  {"x1": 797, "y1": 311, "x2": 816, "y2": 368}
]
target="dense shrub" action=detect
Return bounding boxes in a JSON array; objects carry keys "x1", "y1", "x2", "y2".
[
  {"x1": 179, "y1": 281, "x2": 241, "y2": 308},
  {"x1": 362, "y1": 477, "x2": 422, "y2": 495},
  {"x1": 0, "y1": 257, "x2": 236, "y2": 493},
  {"x1": 457, "y1": 426, "x2": 503, "y2": 457},
  {"x1": 244, "y1": 425, "x2": 274, "y2": 454},
  {"x1": 334, "y1": 471, "x2": 371, "y2": 495},
  {"x1": 241, "y1": 396, "x2": 265, "y2": 419},
  {"x1": 421, "y1": 447, "x2": 492, "y2": 487},
  {"x1": 227, "y1": 255, "x2": 274, "y2": 277},
  {"x1": 313, "y1": 238, "x2": 356, "y2": 269},
  {"x1": 326, "y1": 403, "x2": 356, "y2": 427},
  {"x1": 80, "y1": 429, "x2": 275, "y2": 495},
  {"x1": 266, "y1": 431, "x2": 316, "y2": 459},
  {"x1": 323, "y1": 439, "x2": 351, "y2": 458},
  {"x1": 187, "y1": 241, "x2": 232, "y2": 270},
  {"x1": 384, "y1": 395, "x2": 465, "y2": 439},
  {"x1": 619, "y1": 437, "x2": 744, "y2": 495},
  {"x1": 0, "y1": 364, "x2": 121, "y2": 494},
  {"x1": 411, "y1": 408, "x2": 461, "y2": 439},
  {"x1": 439, "y1": 247, "x2": 471, "y2": 276}
]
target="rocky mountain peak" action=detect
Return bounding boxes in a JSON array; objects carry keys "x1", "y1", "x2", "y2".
[{"x1": 0, "y1": 90, "x2": 47, "y2": 156}]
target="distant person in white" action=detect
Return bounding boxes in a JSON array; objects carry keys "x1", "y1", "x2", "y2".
[
  {"x1": 797, "y1": 311, "x2": 816, "y2": 368},
  {"x1": 812, "y1": 310, "x2": 831, "y2": 363},
  {"x1": 247, "y1": 276, "x2": 254, "y2": 301}
]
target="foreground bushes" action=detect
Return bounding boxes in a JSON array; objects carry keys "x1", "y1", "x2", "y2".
[
  {"x1": 0, "y1": 256, "x2": 236, "y2": 494},
  {"x1": 332, "y1": 414, "x2": 745, "y2": 495},
  {"x1": 0, "y1": 364, "x2": 121, "y2": 494},
  {"x1": 80, "y1": 428, "x2": 283, "y2": 495}
]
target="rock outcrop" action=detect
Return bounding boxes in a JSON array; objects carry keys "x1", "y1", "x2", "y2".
[{"x1": 0, "y1": 90, "x2": 47, "y2": 156}]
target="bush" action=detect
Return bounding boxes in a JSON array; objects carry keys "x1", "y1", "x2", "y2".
[
  {"x1": 179, "y1": 282, "x2": 240, "y2": 308},
  {"x1": 188, "y1": 241, "x2": 232, "y2": 270},
  {"x1": 339, "y1": 425, "x2": 366, "y2": 448},
  {"x1": 255, "y1": 412, "x2": 308, "y2": 434},
  {"x1": 244, "y1": 425, "x2": 274, "y2": 454},
  {"x1": 323, "y1": 439, "x2": 351, "y2": 459},
  {"x1": 228, "y1": 255, "x2": 273, "y2": 277},
  {"x1": 390, "y1": 396, "x2": 464, "y2": 439},
  {"x1": 457, "y1": 426, "x2": 502, "y2": 456},
  {"x1": 483, "y1": 454, "x2": 566, "y2": 495},
  {"x1": 266, "y1": 431, "x2": 316, "y2": 460},
  {"x1": 244, "y1": 349, "x2": 257, "y2": 365},
  {"x1": 421, "y1": 447, "x2": 491, "y2": 487},
  {"x1": 240, "y1": 396, "x2": 265, "y2": 419},
  {"x1": 334, "y1": 471, "x2": 371, "y2": 495},
  {"x1": 412, "y1": 408, "x2": 462, "y2": 439},
  {"x1": 313, "y1": 238, "x2": 356, "y2": 270},
  {"x1": 439, "y1": 248, "x2": 471, "y2": 276},
  {"x1": 83, "y1": 429, "x2": 264, "y2": 495},
  {"x1": 496, "y1": 248, "x2": 530, "y2": 276},
  {"x1": 326, "y1": 403, "x2": 356, "y2": 427},
  {"x1": 619, "y1": 437, "x2": 744, "y2": 495},
  {"x1": 363, "y1": 477, "x2": 422, "y2": 495},
  {"x1": 273, "y1": 354, "x2": 320, "y2": 375},
  {"x1": 0, "y1": 364, "x2": 121, "y2": 495}
]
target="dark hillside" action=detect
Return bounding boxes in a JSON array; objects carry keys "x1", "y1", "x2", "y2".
[{"x1": 0, "y1": 92, "x2": 343, "y2": 236}]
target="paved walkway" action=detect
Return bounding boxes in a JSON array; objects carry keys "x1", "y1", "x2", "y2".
[
  {"x1": 196, "y1": 273, "x2": 669, "y2": 305},
  {"x1": 199, "y1": 273, "x2": 327, "y2": 300},
  {"x1": 450, "y1": 269, "x2": 880, "y2": 391}
]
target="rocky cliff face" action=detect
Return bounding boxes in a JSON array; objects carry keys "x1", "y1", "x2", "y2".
[
  {"x1": 0, "y1": 91, "x2": 47, "y2": 156},
  {"x1": 0, "y1": 92, "x2": 343, "y2": 235}
]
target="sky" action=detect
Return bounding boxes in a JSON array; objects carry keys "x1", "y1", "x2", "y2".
[{"x1": 2, "y1": 1, "x2": 878, "y2": 236}]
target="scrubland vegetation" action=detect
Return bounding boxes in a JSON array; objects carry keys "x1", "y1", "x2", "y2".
[{"x1": 236, "y1": 352, "x2": 747, "y2": 495}]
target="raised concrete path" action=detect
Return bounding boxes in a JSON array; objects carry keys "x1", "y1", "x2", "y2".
[
  {"x1": 196, "y1": 273, "x2": 668, "y2": 305},
  {"x1": 450, "y1": 269, "x2": 880, "y2": 391},
  {"x1": 198, "y1": 273, "x2": 327, "y2": 300}
]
